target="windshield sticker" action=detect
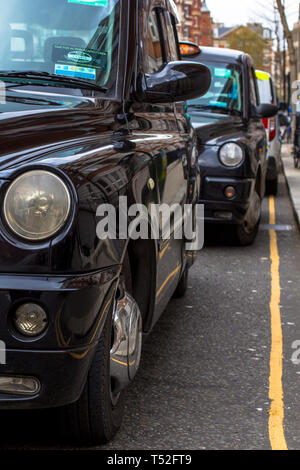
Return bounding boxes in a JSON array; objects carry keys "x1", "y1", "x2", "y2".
[
  {"x1": 52, "y1": 45, "x2": 107, "y2": 71},
  {"x1": 214, "y1": 68, "x2": 232, "y2": 79},
  {"x1": 54, "y1": 64, "x2": 96, "y2": 80},
  {"x1": 68, "y1": 0, "x2": 108, "y2": 6},
  {"x1": 209, "y1": 101, "x2": 227, "y2": 108}
]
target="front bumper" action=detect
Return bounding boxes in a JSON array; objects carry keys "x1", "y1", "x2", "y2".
[
  {"x1": 200, "y1": 176, "x2": 254, "y2": 224},
  {"x1": 0, "y1": 346, "x2": 96, "y2": 409},
  {"x1": 0, "y1": 268, "x2": 119, "y2": 409}
]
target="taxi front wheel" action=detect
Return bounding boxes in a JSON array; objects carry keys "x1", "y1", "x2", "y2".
[
  {"x1": 230, "y1": 189, "x2": 261, "y2": 246},
  {"x1": 57, "y1": 309, "x2": 125, "y2": 446}
]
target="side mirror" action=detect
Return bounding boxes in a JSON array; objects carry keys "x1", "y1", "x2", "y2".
[
  {"x1": 136, "y1": 61, "x2": 211, "y2": 104},
  {"x1": 253, "y1": 103, "x2": 278, "y2": 119}
]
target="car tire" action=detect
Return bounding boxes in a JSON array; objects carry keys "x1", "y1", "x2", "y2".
[
  {"x1": 228, "y1": 186, "x2": 261, "y2": 247},
  {"x1": 173, "y1": 266, "x2": 189, "y2": 298},
  {"x1": 230, "y1": 219, "x2": 259, "y2": 247},
  {"x1": 266, "y1": 177, "x2": 278, "y2": 196},
  {"x1": 57, "y1": 255, "x2": 134, "y2": 445},
  {"x1": 234, "y1": 224, "x2": 259, "y2": 246},
  {"x1": 57, "y1": 308, "x2": 125, "y2": 446}
]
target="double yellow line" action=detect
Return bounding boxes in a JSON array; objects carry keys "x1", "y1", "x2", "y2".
[{"x1": 268, "y1": 196, "x2": 288, "y2": 450}]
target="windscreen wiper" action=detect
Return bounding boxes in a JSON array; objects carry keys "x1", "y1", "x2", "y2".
[
  {"x1": 188, "y1": 104, "x2": 225, "y2": 110},
  {"x1": 188, "y1": 104, "x2": 241, "y2": 115},
  {"x1": 0, "y1": 71, "x2": 107, "y2": 93}
]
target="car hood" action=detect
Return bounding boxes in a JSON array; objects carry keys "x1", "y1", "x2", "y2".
[
  {"x1": 190, "y1": 111, "x2": 245, "y2": 147},
  {"x1": 0, "y1": 88, "x2": 120, "y2": 173}
]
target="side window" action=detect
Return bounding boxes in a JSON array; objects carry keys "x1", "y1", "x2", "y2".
[
  {"x1": 163, "y1": 11, "x2": 180, "y2": 62},
  {"x1": 249, "y1": 68, "x2": 258, "y2": 106},
  {"x1": 145, "y1": 10, "x2": 164, "y2": 74}
]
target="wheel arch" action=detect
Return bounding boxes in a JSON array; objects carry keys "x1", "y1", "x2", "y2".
[{"x1": 122, "y1": 235, "x2": 158, "y2": 334}]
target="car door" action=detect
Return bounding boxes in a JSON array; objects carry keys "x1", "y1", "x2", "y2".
[
  {"x1": 247, "y1": 62, "x2": 267, "y2": 198},
  {"x1": 131, "y1": 1, "x2": 187, "y2": 324}
]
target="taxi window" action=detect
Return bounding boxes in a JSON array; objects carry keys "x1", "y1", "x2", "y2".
[
  {"x1": 163, "y1": 11, "x2": 180, "y2": 62},
  {"x1": 145, "y1": 10, "x2": 164, "y2": 74},
  {"x1": 249, "y1": 69, "x2": 258, "y2": 106}
]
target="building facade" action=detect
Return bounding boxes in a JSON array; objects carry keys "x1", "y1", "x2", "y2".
[
  {"x1": 213, "y1": 23, "x2": 274, "y2": 75},
  {"x1": 292, "y1": 11, "x2": 300, "y2": 82},
  {"x1": 174, "y1": 0, "x2": 214, "y2": 46}
]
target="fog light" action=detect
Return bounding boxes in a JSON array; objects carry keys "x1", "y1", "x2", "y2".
[
  {"x1": 224, "y1": 186, "x2": 236, "y2": 199},
  {"x1": 0, "y1": 376, "x2": 40, "y2": 395},
  {"x1": 14, "y1": 303, "x2": 48, "y2": 337}
]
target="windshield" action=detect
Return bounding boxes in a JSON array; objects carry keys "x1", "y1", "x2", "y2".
[
  {"x1": 257, "y1": 78, "x2": 273, "y2": 104},
  {"x1": 187, "y1": 61, "x2": 243, "y2": 116},
  {"x1": 0, "y1": 0, "x2": 120, "y2": 94}
]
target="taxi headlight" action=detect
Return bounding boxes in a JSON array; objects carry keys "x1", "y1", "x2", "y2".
[
  {"x1": 219, "y1": 143, "x2": 244, "y2": 167},
  {"x1": 3, "y1": 170, "x2": 71, "y2": 241}
]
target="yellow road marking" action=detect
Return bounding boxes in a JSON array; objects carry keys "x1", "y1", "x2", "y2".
[{"x1": 268, "y1": 196, "x2": 288, "y2": 450}]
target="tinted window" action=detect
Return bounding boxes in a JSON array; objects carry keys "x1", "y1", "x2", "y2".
[
  {"x1": 249, "y1": 69, "x2": 258, "y2": 106},
  {"x1": 164, "y1": 11, "x2": 179, "y2": 61},
  {"x1": 145, "y1": 10, "x2": 164, "y2": 74}
]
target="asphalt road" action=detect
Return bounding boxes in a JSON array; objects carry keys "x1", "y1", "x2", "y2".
[{"x1": 1, "y1": 171, "x2": 300, "y2": 450}]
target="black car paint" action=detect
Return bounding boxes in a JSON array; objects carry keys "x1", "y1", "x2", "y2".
[
  {"x1": 0, "y1": 0, "x2": 202, "y2": 408},
  {"x1": 187, "y1": 48, "x2": 267, "y2": 224}
]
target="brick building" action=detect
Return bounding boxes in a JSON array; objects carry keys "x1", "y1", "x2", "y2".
[
  {"x1": 174, "y1": 0, "x2": 214, "y2": 46},
  {"x1": 213, "y1": 23, "x2": 274, "y2": 75}
]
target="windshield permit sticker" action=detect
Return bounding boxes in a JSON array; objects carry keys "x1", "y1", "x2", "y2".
[
  {"x1": 214, "y1": 68, "x2": 232, "y2": 79},
  {"x1": 209, "y1": 101, "x2": 227, "y2": 108},
  {"x1": 52, "y1": 45, "x2": 107, "y2": 72},
  {"x1": 68, "y1": 0, "x2": 108, "y2": 6},
  {"x1": 54, "y1": 64, "x2": 96, "y2": 80}
]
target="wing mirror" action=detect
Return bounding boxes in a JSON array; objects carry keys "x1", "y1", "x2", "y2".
[
  {"x1": 252, "y1": 103, "x2": 278, "y2": 119},
  {"x1": 136, "y1": 61, "x2": 211, "y2": 104}
]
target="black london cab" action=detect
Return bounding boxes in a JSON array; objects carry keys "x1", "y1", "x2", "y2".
[{"x1": 0, "y1": 0, "x2": 211, "y2": 444}]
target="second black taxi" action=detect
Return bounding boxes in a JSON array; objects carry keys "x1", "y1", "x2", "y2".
[{"x1": 181, "y1": 44, "x2": 278, "y2": 246}]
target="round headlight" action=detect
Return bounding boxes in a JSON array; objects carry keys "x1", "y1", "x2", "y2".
[
  {"x1": 219, "y1": 143, "x2": 244, "y2": 167},
  {"x1": 3, "y1": 170, "x2": 71, "y2": 241}
]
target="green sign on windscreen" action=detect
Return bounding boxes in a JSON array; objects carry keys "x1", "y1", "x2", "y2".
[
  {"x1": 68, "y1": 0, "x2": 108, "y2": 6},
  {"x1": 214, "y1": 68, "x2": 232, "y2": 79}
]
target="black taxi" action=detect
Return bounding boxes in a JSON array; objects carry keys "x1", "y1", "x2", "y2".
[
  {"x1": 181, "y1": 44, "x2": 278, "y2": 246},
  {"x1": 0, "y1": 0, "x2": 210, "y2": 444}
]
